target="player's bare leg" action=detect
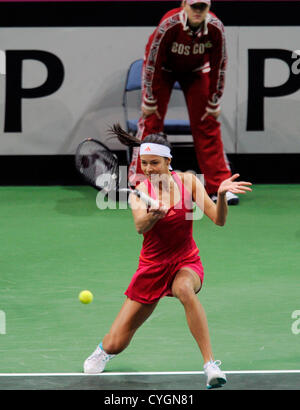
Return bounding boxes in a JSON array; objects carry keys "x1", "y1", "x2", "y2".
[
  {"x1": 172, "y1": 268, "x2": 226, "y2": 388},
  {"x1": 102, "y1": 298, "x2": 158, "y2": 354},
  {"x1": 84, "y1": 298, "x2": 158, "y2": 373},
  {"x1": 171, "y1": 268, "x2": 213, "y2": 363}
]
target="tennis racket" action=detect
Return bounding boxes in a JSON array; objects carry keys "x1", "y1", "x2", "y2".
[{"x1": 75, "y1": 138, "x2": 159, "y2": 208}]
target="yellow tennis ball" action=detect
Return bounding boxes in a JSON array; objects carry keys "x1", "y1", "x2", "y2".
[{"x1": 79, "y1": 290, "x2": 93, "y2": 304}]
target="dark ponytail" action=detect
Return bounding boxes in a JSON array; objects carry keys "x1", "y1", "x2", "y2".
[
  {"x1": 107, "y1": 123, "x2": 141, "y2": 147},
  {"x1": 107, "y1": 123, "x2": 172, "y2": 150}
]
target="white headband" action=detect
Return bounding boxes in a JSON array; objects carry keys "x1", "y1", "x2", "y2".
[{"x1": 140, "y1": 143, "x2": 172, "y2": 158}]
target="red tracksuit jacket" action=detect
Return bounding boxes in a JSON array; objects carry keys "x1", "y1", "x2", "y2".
[{"x1": 142, "y1": 7, "x2": 227, "y2": 114}]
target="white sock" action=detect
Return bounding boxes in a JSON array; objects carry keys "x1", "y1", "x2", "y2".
[
  {"x1": 204, "y1": 359, "x2": 214, "y2": 368},
  {"x1": 99, "y1": 342, "x2": 115, "y2": 358}
]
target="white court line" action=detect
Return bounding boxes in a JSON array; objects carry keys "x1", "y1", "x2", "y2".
[{"x1": 0, "y1": 370, "x2": 300, "y2": 377}]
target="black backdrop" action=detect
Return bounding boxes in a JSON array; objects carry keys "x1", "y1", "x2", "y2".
[{"x1": 1, "y1": 1, "x2": 300, "y2": 27}]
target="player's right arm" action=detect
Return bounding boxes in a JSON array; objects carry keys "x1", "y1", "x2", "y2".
[{"x1": 130, "y1": 183, "x2": 168, "y2": 234}]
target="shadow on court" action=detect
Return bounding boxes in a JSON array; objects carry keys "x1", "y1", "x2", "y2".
[
  {"x1": 0, "y1": 372, "x2": 299, "y2": 390},
  {"x1": 53, "y1": 186, "x2": 99, "y2": 217}
]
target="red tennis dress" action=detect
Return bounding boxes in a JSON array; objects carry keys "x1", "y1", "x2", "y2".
[{"x1": 125, "y1": 171, "x2": 204, "y2": 304}]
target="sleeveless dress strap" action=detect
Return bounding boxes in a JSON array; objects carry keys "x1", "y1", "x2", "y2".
[
  {"x1": 144, "y1": 171, "x2": 192, "y2": 207},
  {"x1": 171, "y1": 171, "x2": 183, "y2": 199},
  {"x1": 144, "y1": 178, "x2": 157, "y2": 200},
  {"x1": 171, "y1": 171, "x2": 193, "y2": 210}
]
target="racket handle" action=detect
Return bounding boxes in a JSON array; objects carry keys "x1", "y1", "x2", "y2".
[{"x1": 133, "y1": 190, "x2": 159, "y2": 208}]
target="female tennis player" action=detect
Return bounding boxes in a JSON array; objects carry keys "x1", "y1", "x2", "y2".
[{"x1": 83, "y1": 124, "x2": 252, "y2": 389}]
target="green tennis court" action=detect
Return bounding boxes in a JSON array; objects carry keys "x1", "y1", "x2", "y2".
[{"x1": 0, "y1": 184, "x2": 299, "y2": 389}]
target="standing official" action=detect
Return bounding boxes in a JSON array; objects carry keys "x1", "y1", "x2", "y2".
[{"x1": 129, "y1": 0, "x2": 239, "y2": 205}]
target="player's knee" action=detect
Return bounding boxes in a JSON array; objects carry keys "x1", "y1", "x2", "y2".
[{"x1": 173, "y1": 281, "x2": 195, "y2": 304}]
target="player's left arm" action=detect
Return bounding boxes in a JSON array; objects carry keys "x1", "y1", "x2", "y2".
[
  {"x1": 180, "y1": 172, "x2": 220, "y2": 224},
  {"x1": 182, "y1": 173, "x2": 252, "y2": 226}
]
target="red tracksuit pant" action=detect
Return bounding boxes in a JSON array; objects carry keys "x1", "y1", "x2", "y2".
[{"x1": 128, "y1": 70, "x2": 231, "y2": 195}]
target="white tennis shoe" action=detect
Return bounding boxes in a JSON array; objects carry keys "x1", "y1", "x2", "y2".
[
  {"x1": 210, "y1": 191, "x2": 239, "y2": 205},
  {"x1": 204, "y1": 360, "x2": 227, "y2": 389},
  {"x1": 225, "y1": 191, "x2": 239, "y2": 205},
  {"x1": 83, "y1": 344, "x2": 115, "y2": 374}
]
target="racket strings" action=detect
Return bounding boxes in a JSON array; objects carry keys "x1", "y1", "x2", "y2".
[
  {"x1": 75, "y1": 138, "x2": 156, "y2": 207},
  {"x1": 75, "y1": 140, "x2": 118, "y2": 190}
]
